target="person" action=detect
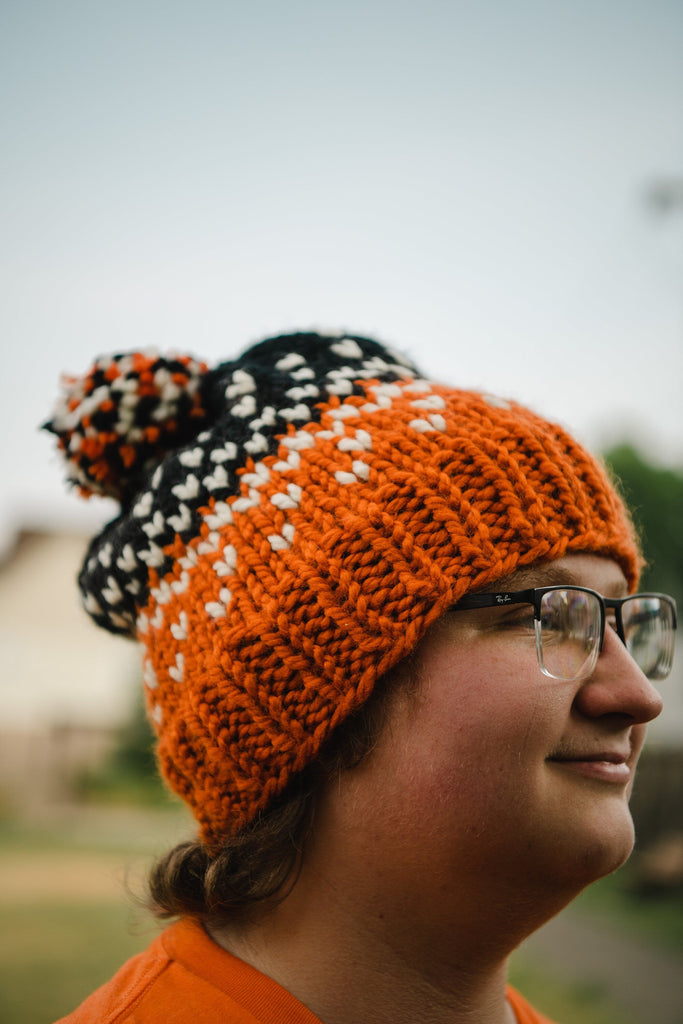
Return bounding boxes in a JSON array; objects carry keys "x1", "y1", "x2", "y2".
[{"x1": 45, "y1": 331, "x2": 676, "y2": 1024}]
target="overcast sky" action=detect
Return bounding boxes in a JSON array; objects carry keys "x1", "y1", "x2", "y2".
[{"x1": 1, "y1": 0, "x2": 682, "y2": 548}]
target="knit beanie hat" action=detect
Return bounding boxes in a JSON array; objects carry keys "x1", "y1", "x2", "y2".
[{"x1": 46, "y1": 331, "x2": 640, "y2": 848}]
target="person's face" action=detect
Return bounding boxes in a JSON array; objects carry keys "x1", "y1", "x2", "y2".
[{"x1": 315, "y1": 554, "x2": 664, "y2": 940}]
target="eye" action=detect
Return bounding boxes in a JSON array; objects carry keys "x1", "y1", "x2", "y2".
[{"x1": 497, "y1": 608, "x2": 535, "y2": 631}]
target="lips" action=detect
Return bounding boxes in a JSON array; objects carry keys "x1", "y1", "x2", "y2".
[
  {"x1": 547, "y1": 750, "x2": 632, "y2": 783},
  {"x1": 550, "y1": 750, "x2": 629, "y2": 764}
]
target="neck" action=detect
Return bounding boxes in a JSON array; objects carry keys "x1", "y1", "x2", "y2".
[{"x1": 208, "y1": 855, "x2": 546, "y2": 1024}]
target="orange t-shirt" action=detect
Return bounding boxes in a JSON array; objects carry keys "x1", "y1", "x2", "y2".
[{"x1": 56, "y1": 918, "x2": 557, "y2": 1024}]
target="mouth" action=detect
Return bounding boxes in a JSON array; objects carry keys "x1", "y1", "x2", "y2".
[{"x1": 547, "y1": 750, "x2": 632, "y2": 784}]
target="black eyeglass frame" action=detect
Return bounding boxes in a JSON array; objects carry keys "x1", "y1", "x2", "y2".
[{"x1": 453, "y1": 586, "x2": 677, "y2": 680}]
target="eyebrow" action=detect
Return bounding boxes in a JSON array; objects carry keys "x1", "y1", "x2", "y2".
[
  {"x1": 493, "y1": 562, "x2": 628, "y2": 597},
  {"x1": 495, "y1": 564, "x2": 581, "y2": 590}
]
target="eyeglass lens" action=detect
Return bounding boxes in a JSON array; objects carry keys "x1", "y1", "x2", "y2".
[
  {"x1": 537, "y1": 589, "x2": 675, "y2": 682},
  {"x1": 536, "y1": 589, "x2": 602, "y2": 681},
  {"x1": 621, "y1": 596, "x2": 675, "y2": 681}
]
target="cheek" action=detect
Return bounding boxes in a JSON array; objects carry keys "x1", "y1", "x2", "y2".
[
  {"x1": 416, "y1": 644, "x2": 551, "y2": 757},
  {"x1": 395, "y1": 669, "x2": 562, "y2": 830}
]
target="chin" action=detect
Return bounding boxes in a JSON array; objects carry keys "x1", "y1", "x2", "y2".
[
  {"x1": 533, "y1": 803, "x2": 637, "y2": 896},
  {"x1": 567, "y1": 812, "x2": 636, "y2": 889},
  {"x1": 580, "y1": 832, "x2": 634, "y2": 883}
]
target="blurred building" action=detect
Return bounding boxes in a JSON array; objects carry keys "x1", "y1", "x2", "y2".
[{"x1": 0, "y1": 529, "x2": 139, "y2": 808}]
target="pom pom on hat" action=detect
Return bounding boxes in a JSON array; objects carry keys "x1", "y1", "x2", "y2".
[{"x1": 44, "y1": 350, "x2": 210, "y2": 501}]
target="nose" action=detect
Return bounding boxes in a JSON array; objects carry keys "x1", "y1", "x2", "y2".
[{"x1": 573, "y1": 626, "x2": 664, "y2": 724}]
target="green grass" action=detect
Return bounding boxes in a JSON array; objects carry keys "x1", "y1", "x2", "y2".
[
  {"x1": 573, "y1": 865, "x2": 683, "y2": 952},
  {"x1": 0, "y1": 807, "x2": 188, "y2": 1024},
  {"x1": 0, "y1": 902, "x2": 154, "y2": 1023},
  {"x1": 508, "y1": 959, "x2": 639, "y2": 1024}
]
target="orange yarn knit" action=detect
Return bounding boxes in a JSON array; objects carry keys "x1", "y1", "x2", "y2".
[{"x1": 46, "y1": 333, "x2": 639, "y2": 848}]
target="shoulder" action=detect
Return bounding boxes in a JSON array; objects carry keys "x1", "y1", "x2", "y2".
[
  {"x1": 507, "y1": 985, "x2": 560, "y2": 1024},
  {"x1": 54, "y1": 926, "x2": 172, "y2": 1023},
  {"x1": 54, "y1": 918, "x2": 323, "y2": 1024},
  {"x1": 54, "y1": 920, "x2": 243, "y2": 1024}
]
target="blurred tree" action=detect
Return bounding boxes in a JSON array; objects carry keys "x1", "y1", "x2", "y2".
[
  {"x1": 77, "y1": 686, "x2": 172, "y2": 805},
  {"x1": 604, "y1": 444, "x2": 683, "y2": 608},
  {"x1": 111, "y1": 687, "x2": 159, "y2": 780}
]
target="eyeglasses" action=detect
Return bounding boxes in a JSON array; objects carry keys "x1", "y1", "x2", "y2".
[{"x1": 453, "y1": 586, "x2": 677, "y2": 682}]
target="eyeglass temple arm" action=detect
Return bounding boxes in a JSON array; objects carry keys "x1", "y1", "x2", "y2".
[{"x1": 454, "y1": 588, "x2": 538, "y2": 611}]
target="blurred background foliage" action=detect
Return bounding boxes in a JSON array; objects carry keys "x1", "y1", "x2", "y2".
[
  {"x1": 605, "y1": 444, "x2": 683, "y2": 608},
  {"x1": 76, "y1": 692, "x2": 172, "y2": 807}
]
